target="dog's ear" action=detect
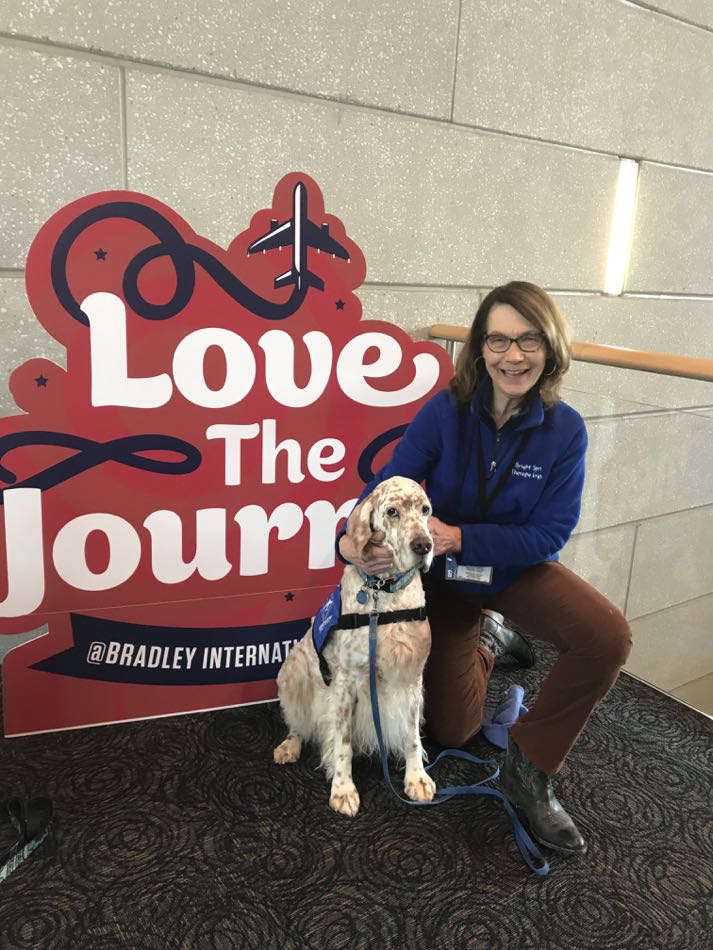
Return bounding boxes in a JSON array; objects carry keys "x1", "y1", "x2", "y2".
[{"x1": 346, "y1": 497, "x2": 375, "y2": 558}]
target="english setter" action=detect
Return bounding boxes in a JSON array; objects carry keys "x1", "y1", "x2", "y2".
[{"x1": 273, "y1": 476, "x2": 436, "y2": 816}]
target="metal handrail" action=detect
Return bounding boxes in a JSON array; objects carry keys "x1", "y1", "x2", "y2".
[{"x1": 428, "y1": 324, "x2": 713, "y2": 382}]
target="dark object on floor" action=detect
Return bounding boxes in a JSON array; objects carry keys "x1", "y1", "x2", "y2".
[
  {"x1": 0, "y1": 793, "x2": 53, "y2": 883},
  {"x1": 0, "y1": 643, "x2": 711, "y2": 949}
]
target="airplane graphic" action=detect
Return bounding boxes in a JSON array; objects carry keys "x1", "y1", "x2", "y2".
[{"x1": 247, "y1": 181, "x2": 349, "y2": 292}]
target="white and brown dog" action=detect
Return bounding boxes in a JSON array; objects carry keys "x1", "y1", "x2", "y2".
[{"x1": 273, "y1": 476, "x2": 436, "y2": 816}]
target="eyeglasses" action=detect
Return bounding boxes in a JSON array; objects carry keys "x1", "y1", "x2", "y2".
[{"x1": 483, "y1": 332, "x2": 545, "y2": 353}]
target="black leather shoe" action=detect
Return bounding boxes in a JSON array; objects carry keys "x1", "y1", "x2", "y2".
[
  {"x1": 480, "y1": 610, "x2": 535, "y2": 669},
  {"x1": 500, "y1": 740, "x2": 587, "y2": 855}
]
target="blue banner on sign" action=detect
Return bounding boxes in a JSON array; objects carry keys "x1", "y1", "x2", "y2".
[{"x1": 31, "y1": 613, "x2": 311, "y2": 685}]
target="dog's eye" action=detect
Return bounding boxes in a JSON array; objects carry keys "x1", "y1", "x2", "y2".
[
  {"x1": 386, "y1": 507, "x2": 399, "y2": 518},
  {"x1": 422, "y1": 505, "x2": 431, "y2": 516}
]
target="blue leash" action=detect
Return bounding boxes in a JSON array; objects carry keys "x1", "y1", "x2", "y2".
[{"x1": 368, "y1": 613, "x2": 549, "y2": 876}]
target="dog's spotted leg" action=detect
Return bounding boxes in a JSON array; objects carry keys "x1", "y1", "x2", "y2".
[
  {"x1": 327, "y1": 675, "x2": 360, "y2": 817},
  {"x1": 273, "y1": 732, "x2": 303, "y2": 764},
  {"x1": 403, "y1": 694, "x2": 436, "y2": 803}
]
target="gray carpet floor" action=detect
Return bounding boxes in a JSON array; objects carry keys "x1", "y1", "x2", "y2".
[{"x1": 1, "y1": 644, "x2": 711, "y2": 949}]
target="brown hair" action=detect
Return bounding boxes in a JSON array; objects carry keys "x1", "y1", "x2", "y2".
[{"x1": 450, "y1": 281, "x2": 572, "y2": 409}]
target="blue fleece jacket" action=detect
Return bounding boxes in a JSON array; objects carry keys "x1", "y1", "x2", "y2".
[{"x1": 347, "y1": 377, "x2": 587, "y2": 594}]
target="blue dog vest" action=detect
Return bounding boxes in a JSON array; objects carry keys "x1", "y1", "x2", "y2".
[
  {"x1": 312, "y1": 586, "x2": 342, "y2": 658},
  {"x1": 312, "y1": 585, "x2": 427, "y2": 685}
]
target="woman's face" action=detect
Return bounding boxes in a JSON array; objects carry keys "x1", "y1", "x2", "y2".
[{"x1": 482, "y1": 303, "x2": 547, "y2": 404}]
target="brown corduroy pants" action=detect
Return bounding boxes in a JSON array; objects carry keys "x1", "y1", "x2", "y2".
[{"x1": 422, "y1": 561, "x2": 633, "y2": 775}]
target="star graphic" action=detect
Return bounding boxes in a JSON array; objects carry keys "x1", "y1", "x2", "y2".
[
  {"x1": 284, "y1": 592, "x2": 295, "y2": 602},
  {"x1": 34, "y1": 375, "x2": 48, "y2": 387},
  {"x1": 335, "y1": 299, "x2": 345, "y2": 310},
  {"x1": 94, "y1": 248, "x2": 107, "y2": 260}
]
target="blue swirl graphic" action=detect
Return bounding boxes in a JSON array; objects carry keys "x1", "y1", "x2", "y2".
[
  {"x1": 357, "y1": 424, "x2": 407, "y2": 483},
  {"x1": 0, "y1": 431, "x2": 201, "y2": 501},
  {"x1": 50, "y1": 201, "x2": 309, "y2": 326}
]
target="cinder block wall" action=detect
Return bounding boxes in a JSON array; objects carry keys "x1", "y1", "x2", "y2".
[{"x1": 1, "y1": 1, "x2": 712, "y2": 712}]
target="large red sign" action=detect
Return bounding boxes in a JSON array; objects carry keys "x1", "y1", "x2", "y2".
[{"x1": 0, "y1": 173, "x2": 451, "y2": 736}]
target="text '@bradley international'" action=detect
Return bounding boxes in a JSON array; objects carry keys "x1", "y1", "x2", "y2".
[{"x1": 86, "y1": 639, "x2": 299, "y2": 671}]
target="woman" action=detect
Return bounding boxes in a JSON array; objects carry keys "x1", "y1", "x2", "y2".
[{"x1": 338, "y1": 281, "x2": 632, "y2": 856}]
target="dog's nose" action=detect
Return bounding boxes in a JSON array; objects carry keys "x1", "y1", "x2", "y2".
[{"x1": 410, "y1": 536, "x2": 432, "y2": 556}]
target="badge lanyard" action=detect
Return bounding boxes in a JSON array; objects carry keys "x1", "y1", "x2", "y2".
[
  {"x1": 475, "y1": 425, "x2": 533, "y2": 521},
  {"x1": 448, "y1": 409, "x2": 532, "y2": 524}
]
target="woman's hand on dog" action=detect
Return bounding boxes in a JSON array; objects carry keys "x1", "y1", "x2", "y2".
[
  {"x1": 427, "y1": 516, "x2": 462, "y2": 556},
  {"x1": 339, "y1": 532, "x2": 394, "y2": 575}
]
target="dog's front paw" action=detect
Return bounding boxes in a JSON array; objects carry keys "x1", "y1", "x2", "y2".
[
  {"x1": 405, "y1": 769, "x2": 436, "y2": 802},
  {"x1": 329, "y1": 781, "x2": 360, "y2": 817},
  {"x1": 273, "y1": 735, "x2": 302, "y2": 764}
]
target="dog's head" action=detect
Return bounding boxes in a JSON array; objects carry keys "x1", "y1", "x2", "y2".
[{"x1": 346, "y1": 476, "x2": 434, "y2": 574}]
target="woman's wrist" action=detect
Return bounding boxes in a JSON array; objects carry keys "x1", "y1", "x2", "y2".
[{"x1": 451, "y1": 526, "x2": 462, "y2": 554}]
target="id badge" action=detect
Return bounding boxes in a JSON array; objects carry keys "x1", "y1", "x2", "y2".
[{"x1": 444, "y1": 554, "x2": 493, "y2": 585}]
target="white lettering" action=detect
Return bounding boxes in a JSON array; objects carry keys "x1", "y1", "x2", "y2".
[
  {"x1": 261, "y1": 419, "x2": 304, "y2": 485},
  {"x1": 0, "y1": 492, "x2": 367, "y2": 617},
  {"x1": 52, "y1": 513, "x2": 141, "y2": 591},
  {"x1": 259, "y1": 330, "x2": 332, "y2": 407},
  {"x1": 306, "y1": 438, "x2": 345, "y2": 482},
  {"x1": 205, "y1": 423, "x2": 260, "y2": 486},
  {"x1": 84, "y1": 293, "x2": 437, "y2": 410},
  {"x1": 172, "y1": 327, "x2": 256, "y2": 409},
  {"x1": 0, "y1": 489, "x2": 45, "y2": 616},
  {"x1": 94, "y1": 643, "x2": 199, "y2": 670},
  {"x1": 83, "y1": 293, "x2": 172, "y2": 408},
  {"x1": 304, "y1": 498, "x2": 357, "y2": 569},
  {"x1": 336, "y1": 332, "x2": 440, "y2": 407},
  {"x1": 233, "y1": 503, "x2": 303, "y2": 576},
  {"x1": 142, "y1": 508, "x2": 232, "y2": 583}
]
